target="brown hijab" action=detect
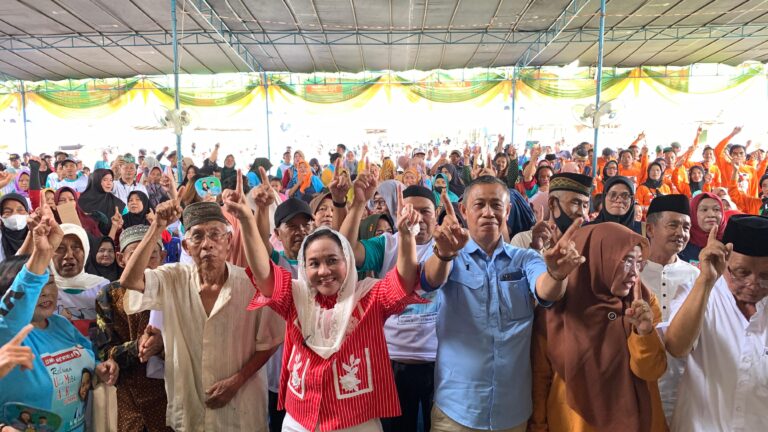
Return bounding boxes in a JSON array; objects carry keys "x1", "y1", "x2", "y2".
[{"x1": 539, "y1": 222, "x2": 653, "y2": 431}]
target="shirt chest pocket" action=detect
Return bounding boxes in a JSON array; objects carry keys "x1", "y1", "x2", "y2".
[
  {"x1": 498, "y1": 271, "x2": 533, "y2": 322},
  {"x1": 447, "y1": 271, "x2": 486, "y2": 319}
]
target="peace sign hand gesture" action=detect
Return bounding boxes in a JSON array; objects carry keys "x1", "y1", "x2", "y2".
[
  {"x1": 329, "y1": 158, "x2": 351, "y2": 204},
  {"x1": 111, "y1": 207, "x2": 124, "y2": 231},
  {"x1": 530, "y1": 206, "x2": 554, "y2": 250},
  {"x1": 542, "y1": 216, "x2": 585, "y2": 280},
  {"x1": 432, "y1": 189, "x2": 469, "y2": 258},
  {"x1": 626, "y1": 282, "x2": 654, "y2": 336}
]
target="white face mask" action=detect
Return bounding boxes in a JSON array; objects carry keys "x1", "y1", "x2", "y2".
[{"x1": 2, "y1": 214, "x2": 28, "y2": 231}]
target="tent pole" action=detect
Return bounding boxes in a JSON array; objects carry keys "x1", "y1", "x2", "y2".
[
  {"x1": 263, "y1": 71, "x2": 272, "y2": 168},
  {"x1": 19, "y1": 80, "x2": 28, "y2": 154},
  {"x1": 172, "y1": 0, "x2": 183, "y2": 183},
  {"x1": 591, "y1": 0, "x2": 606, "y2": 179},
  {"x1": 511, "y1": 71, "x2": 517, "y2": 149}
]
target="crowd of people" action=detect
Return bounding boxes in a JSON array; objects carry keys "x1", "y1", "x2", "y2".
[{"x1": 0, "y1": 126, "x2": 766, "y2": 432}]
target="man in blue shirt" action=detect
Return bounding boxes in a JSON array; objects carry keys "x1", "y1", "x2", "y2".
[{"x1": 422, "y1": 176, "x2": 585, "y2": 431}]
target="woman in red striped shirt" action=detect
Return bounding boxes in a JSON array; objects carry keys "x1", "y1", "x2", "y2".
[{"x1": 225, "y1": 172, "x2": 426, "y2": 432}]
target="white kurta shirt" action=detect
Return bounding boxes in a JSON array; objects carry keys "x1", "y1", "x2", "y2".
[
  {"x1": 668, "y1": 277, "x2": 768, "y2": 432},
  {"x1": 124, "y1": 262, "x2": 284, "y2": 432},
  {"x1": 112, "y1": 180, "x2": 147, "y2": 204},
  {"x1": 642, "y1": 257, "x2": 699, "y2": 421}
]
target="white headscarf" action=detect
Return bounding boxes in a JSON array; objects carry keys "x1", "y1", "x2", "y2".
[
  {"x1": 50, "y1": 223, "x2": 109, "y2": 290},
  {"x1": 292, "y1": 228, "x2": 377, "y2": 359}
]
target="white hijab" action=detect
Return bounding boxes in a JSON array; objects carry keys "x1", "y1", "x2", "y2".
[
  {"x1": 293, "y1": 228, "x2": 377, "y2": 359},
  {"x1": 50, "y1": 223, "x2": 109, "y2": 290}
]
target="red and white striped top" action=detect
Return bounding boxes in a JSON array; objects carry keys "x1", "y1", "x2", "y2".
[{"x1": 246, "y1": 262, "x2": 425, "y2": 431}]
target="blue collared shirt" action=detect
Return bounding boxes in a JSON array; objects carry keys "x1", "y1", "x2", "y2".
[{"x1": 421, "y1": 238, "x2": 548, "y2": 429}]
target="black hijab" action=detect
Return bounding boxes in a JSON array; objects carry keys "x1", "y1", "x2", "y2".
[
  {"x1": 591, "y1": 176, "x2": 640, "y2": 232},
  {"x1": 437, "y1": 163, "x2": 465, "y2": 197},
  {"x1": 0, "y1": 193, "x2": 29, "y2": 257},
  {"x1": 688, "y1": 165, "x2": 705, "y2": 194},
  {"x1": 85, "y1": 237, "x2": 121, "y2": 282},
  {"x1": 78, "y1": 169, "x2": 125, "y2": 217},
  {"x1": 642, "y1": 162, "x2": 664, "y2": 189},
  {"x1": 602, "y1": 160, "x2": 618, "y2": 181},
  {"x1": 122, "y1": 191, "x2": 151, "y2": 228}
]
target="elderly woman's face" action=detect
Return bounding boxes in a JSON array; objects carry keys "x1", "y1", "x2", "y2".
[
  {"x1": 314, "y1": 198, "x2": 333, "y2": 228},
  {"x1": 127, "y1": 193, "x2": 144, "y2": 214},
  {"x1": 434, "y1": 177, "x2": 447, "y2": 188},
  {"x1": 605, "y1": 183, "x2": 632, "y2": 216},
  {"x1": 54, "y1": 234, "x2": 85, "y2": 278},
  {"x1": 304, "y1": 236, "x2": 347, "y2": 296},
  {"x1": 610, "y1": 245, "x2": 643, "y2": 297},
  {"x1": 32, "y1": 275, "x2": 58, "y2": 323}
]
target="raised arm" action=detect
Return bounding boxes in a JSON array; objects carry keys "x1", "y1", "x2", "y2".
[
  {"x1": 120, "y1": 199, "x2": 182, "y2": 292},
  {"x1": 394, "y1": 186, "x2": 420, "y2": 293},
  {"x1": 232, "y1": 168, "x2": 276, "y2": 295},
  {"x1": 328, "y1": 158, "x2": 351, "y2": 231},
  {"x1": 537, "y1": 217, "x2": 585, "y2": 302},
  {"x1": 665, "y1": 227, "x2": 730, "y2": 357},
  {"x1": 339, "y1": 170, "x2": 378, "y2": 267},
  {"x1": 423, "y1": 189, "x2": 469, "y2": 288}
]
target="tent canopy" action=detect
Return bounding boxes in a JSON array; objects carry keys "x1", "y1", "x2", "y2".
[{"x1": 0, "y1": 0, "x2": 767, "y2": 80}]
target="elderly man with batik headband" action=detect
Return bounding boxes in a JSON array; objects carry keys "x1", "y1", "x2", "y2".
[
  {"x1": 94, "y1": 225, "x2": 171, "y2": 432},
  {"x1": 120, "y1": 200, "x2": 283, "y2": 432},
  {"x1": 511, "y1": 173, "x2": 593, "y2": 252},
  {"x1": 665, "y1": 215, "x2": 768, "y2": 431}
]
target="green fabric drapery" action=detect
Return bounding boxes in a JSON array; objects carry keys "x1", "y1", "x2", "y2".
[
  {"x1": 272, "y1": 75, "x2": 382, "y2": 103},
  {"x1": 518, "y1": 68, "x2": 633, "y2": 98},
  {"x1": 26, "y1": 78, "x2": 140, "y2": 109},
  {"x1": 148, "y1": 77, "x2": 260, "y2": 106},
  {"x1": 641, "y1": 64, "x2": 763, "y2": 93},
  {"x1": 395, "y1": 71, "x2": 505, "y2": 102}
]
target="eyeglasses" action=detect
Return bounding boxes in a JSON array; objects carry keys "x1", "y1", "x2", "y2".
[
  {"x1": 621, "y1": 257, "x2": 647, "y2": 273},
  {"x1": 186, "y1": 230, "x2": 230, "y2": 245},
  {"x1": 607, "y1": 191, "x2": 632, "y2": 202},
  {"x1": 727, "y1": 266, "x2": 768, "y2": 289}
]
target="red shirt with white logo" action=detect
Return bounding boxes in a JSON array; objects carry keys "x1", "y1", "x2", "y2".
[{"x1": 246, "y1": 262, "x2": 425, "y2": 431}]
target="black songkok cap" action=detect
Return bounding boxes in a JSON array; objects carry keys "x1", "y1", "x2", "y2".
[
  {"x1": 403, "y1": 185, "x2": 436, "y2": 208},
  {"x1": 723, "y1": 215, "x2": 768, "y2": 257},
  {"x1": 549, "y1": 173, "x2": 593, "y2": 197},
  {"x1": 182, "y1": 201, "x2": 228, "y2": 231},
  {"x1": 647, "y1": 194, "x2": 690, "y2": 217}
]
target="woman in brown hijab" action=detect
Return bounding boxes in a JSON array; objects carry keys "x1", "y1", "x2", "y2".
[{"x1": 529, "y1": 222, "x2": 668, "y2": 432}]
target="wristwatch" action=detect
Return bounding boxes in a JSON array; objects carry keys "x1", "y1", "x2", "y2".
[{"x1": 432, "y1": 244, "x2": 457, "y2": 262}]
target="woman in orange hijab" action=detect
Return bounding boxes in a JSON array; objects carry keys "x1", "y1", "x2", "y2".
[{"x1": 530, "y1": 222, "x2": 668, "y2": 432}]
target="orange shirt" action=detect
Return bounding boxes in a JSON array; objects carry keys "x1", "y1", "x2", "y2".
[
  {"x1": 728, "y1": 183, "x2": 763, "y2": 214},
  {"x1": 636, "y1": 183, "x2": 672, "y2": 213},
  {"x1": 618, "y1": 153, "x2": 648, "y2": 186},
  {"x1": 713, "y1": 134, "x2": 768, "y2": 197},
  {"x1": 672, "y1": 171, "x2": 712, "y2": 199}
]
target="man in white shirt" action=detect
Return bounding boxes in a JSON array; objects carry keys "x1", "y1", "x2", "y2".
[
  {"x1": 120, "y1": 201, "x2": 283, "y2": 432},
  {"x1": 640, "y1": 194, "x2": 699, "y2": 421},
  {"x1": 46, "y1": 158, "x2": 88, "y2": 192},
  {"x1": 112, "y1": 153, "x2": 148, "y2": 204},
  {"x1": 665, "y1": 215, "x2": 768, "y2": 431}
]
